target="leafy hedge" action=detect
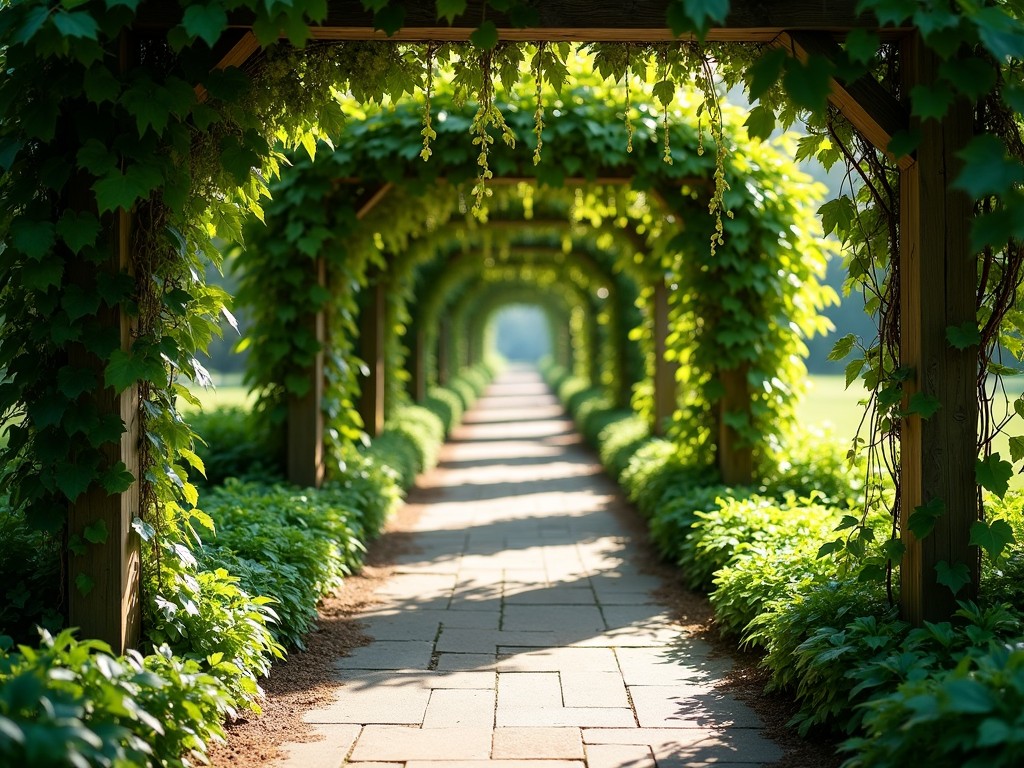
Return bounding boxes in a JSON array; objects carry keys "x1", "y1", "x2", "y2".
[
  {"x1": 0, "y1": 365, "x2": 493, "y2": 767},
  {"x1": 538, "y1": 359, "x2": 1024, "y2": 767}
]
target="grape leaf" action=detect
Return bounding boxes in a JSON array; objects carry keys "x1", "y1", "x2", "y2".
[
  {"x1": 935, "y1": 560, "x2": 971, "y2": 596},
  {"x1": 977, "y1": 454, "x2": 1013, "y2": 497},
  {"x1": 970, "y1": 519, "x2": 1014, "y2": 561}
]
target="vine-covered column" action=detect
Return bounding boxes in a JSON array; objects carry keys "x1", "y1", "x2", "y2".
[
  {"x1": 898, "y1": 35, "x2": 976, "y2": 624},
  {"x1": 358, "y1": 268, "x2": 386, "y2": 439},
  {"x1": 652, "y1": 278, "x2": 678, "y2": 435},
  {"x1": 287, "y1": 257, "x2": 326, "y2": 488}
]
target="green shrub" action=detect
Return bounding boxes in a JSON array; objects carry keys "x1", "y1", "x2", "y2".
[
  {"x1": 710, "y1": 540, "x2": 832, "y2": 639},
  {"x1": 188, "y1": 405, "x2": 283, "y2": 486},
  {"x1": 981, "y1": 491, "x2": 1024, "y2": 606},
  {"x1": 598, "y1": 416, "x2": 650, "y2": 481},
  {"x1": 422, "y1": 386, "x2": 464, "y2": 434},
  {"x1": 557, "y1": 375, "x2": 590, "y2": 409},
  {"x1": 196, "y1": 479, "x2": 370, "y2": 649},
  {"x1": 680, "y1": 495, "x2": 839, "y2": 591},
  {"x1": 842, "y1": 636, "x2": 1024, "y2": 767},
  {"x1": 0, "y1": 630, "x2": 232, "y2": 768},
  {"x1": 745, "y1": 576, "x2": 889, "y2": 700},
  {"x1": 760, "y1": 428, "x2": 863, "y2": 506},
  {"x1": 448, "y1": 378, "x2": 478, "y2": 411},
  {"x1": 144, "y1": 548, "x2": 284, "y2": 709},
  {"x1": 0, "y1": 502, "x2": 62, "y2": 644},
  {"x1": 381, "y1": 404, "x2": 445, "y2": 476},
  {"x1": 647, "y1": 484, "x2": 743, "y2": 563},
  {"x1": 619, "y1": 440, "x2": 712, "y2": 518}
]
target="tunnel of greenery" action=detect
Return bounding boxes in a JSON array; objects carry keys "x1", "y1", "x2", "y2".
[{"x1": 3, "y1": 2, "x2": 1024, "y2": 765}]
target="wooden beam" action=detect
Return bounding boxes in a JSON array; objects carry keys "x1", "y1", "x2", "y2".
[
  {"x1": 652, "y1": 280, "x2": 678, "y2": 435},
  {"x1": 287, "y1": 257, "x2": 326, "y2": 488},
  {"x1": 775, "y1": 31, "x2": 912, "y2": 170},
  {"x1": 717, "y1": 364, "x2": 754, "y2": 485},
  {"x1": 898, "y1": 35, "x2": 976, "y2": 624},
  {"x1": 437, "y1": 316, "x2": 451, "y2": 387},
  {"x1": 358, "y1": 273, "x2": 386, "y2": 438},
  {"x1": 135, "y1": 1, "x2": 894, "y2": 41},
  {"x1": 195, "y1": 30, "x2": 260, "y2": 101},
  {"x1": 355, "y1": 182, "x2": 394, "y2": 220}
]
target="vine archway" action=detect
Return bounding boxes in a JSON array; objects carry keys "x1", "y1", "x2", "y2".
[{"x1": 0, "y1": 0, "x2": 1018, "y2": 652}]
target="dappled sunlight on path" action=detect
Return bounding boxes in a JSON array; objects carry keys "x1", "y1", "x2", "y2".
[{"x1": 275, "y1": 366, "x2": 783, "y2": 767}]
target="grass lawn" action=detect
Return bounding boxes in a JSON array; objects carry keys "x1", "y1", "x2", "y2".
[
  {"x1": 183, "y1": 379, "x2": 253, "y2": 413},
  {"x1": 802, "y1": 374, "x2": 1024, "y2": 487}
]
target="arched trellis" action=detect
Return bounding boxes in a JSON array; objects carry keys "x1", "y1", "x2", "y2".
[
  {"x1": 0, "y1": 1, "x2": 990, "y2": 650},
  {"x1": 239, "y1": 85, "x2": 831, "y2": 512}
]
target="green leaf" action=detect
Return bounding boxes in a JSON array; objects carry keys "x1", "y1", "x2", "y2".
[
  {"x1": 470, "y1": 20, "x2": 498, "y2": 50},
  {"x1": 907, "y1": 392, "x2": 941, "y2": 419},
  {"x1": 828, "y1": 333, "x2": 856, "y2": 362},
  {"x1": 886, "y1": 128, "x2": 920, "y2": 158},
  {"x1": 908, "y1": 497, "x2": 945, "y2": 540},
  {"x1": 977, "y1": 454, "x2": 1013, "y2": 498},
  {"x1": 743, "y1": 103, "x2": 776, "y2": 141},
  {"x1": 946, "y1": 322, "x2": 981, "y2": 350},
  {"x1": 970, "y1": 519, "x2": 1014, "y2": 561},
  {"x1": 845, "y1": 357, "x2": 865, "y2": 388},
  {"x1": 94, "y1": 164, "x2": 163, "y2": 213},
  {"x1": 954, "y1": 135, "x2": 1024, "y2": 199},
  {"x1": 104, "y1": 348, "x2": 166, "y2": 392},
  {"x1": 437, "y1": 0, "x2": 466, "y2": 23},
  {"x1": 818, "y1": 195, "x2": 856, "y2": 240},
  {"x1": 57, "y1": 462, "x2": 95, "y2": 502},
  {"x1": 131, "y1": 516, "x2": 156, "y2": 542},
  {"x1": 84, "y1": 66, "x2": 122, "y2": 104},
  {"x1": 52, "y1": 10, "x2": 99, "y2": 39},
  {"x1": 943, "y1": 678, "x2": 994, "y2": 714},
  {"x1": 182, "y1": 4, "x2": 227, "y2": 47},
  {"x1": 939, "y1": 57, "x2": 997, "y2": 101},
  {"x1": 670, "y1": 0, "x2": 729, "y2": 38},
  {"x1": 910, "y1": 83, "x2": 954, "y2": 121},
  {"x1": 62, "y1": 285, "x2": 101, "y2": 322},
  {"x1": 746, "y1": 47, "x2": 787, "y2": 100},
  {"x1": 22, "y1": 260, "x2": 64, "y2": 291},
  {"x1": 56, "y1": 211, "x2": 101, "y2": 255},
  {"x1": 881, "y1": 538, "x2": 905, "y2": 563},
  {"x1": 14, "y1": 6, "x2": 49, "y2": 43},
  {"x1": 75, "y1": 572, "x2": 95, "y2": 597},
  {"x1": 1009, "y1": 436, "x2": 1024, "y2": 463},
  {"x1": 844, "y1": 29, "x2": 880, "y2": 64},
  {"x1": 83, "y1": 519, "x2": 108, "y2": 545},
  {"x1": 57, "y1": 365, "x2": 96, "y2": 398},
  {"x1": 935, "y1": 560, "x2": 972, "y2": 596},
  {"x1": 101, "y1": 464, "x2": 135, "y2": 494},
  {"x1": 973, "y1": 7, "x2": 1024, "y2": 61},
  {"x1": 373, "y1": 3, "x2": 406, "y2": 36},
  {"x1": 10, "y1": 219, "x2": 56, "y2": 261},
  {"x1": 782, "y1": 55, "x2": 833, "y2": 112}
]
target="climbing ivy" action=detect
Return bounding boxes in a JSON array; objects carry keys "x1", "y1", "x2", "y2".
[{"x1": 2, "y1": 0, "x2": 1021, "y2": 642}]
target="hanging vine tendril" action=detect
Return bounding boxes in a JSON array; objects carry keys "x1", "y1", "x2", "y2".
[
  {"x1": 660, "y1": 46, "x2": 673, "y2": 165},
  {"x1": 533, "y1": 41, "x2": 546, "y2": 166},
  {"x1": 624, "y1": 43, "x2": 633, "y2": 153},
  {"x1": 420, "y1": 43, "x2": 437, "y2": 162},
  {"x1": 695, "y1": 46, "x2": 730, "y2": 256}
]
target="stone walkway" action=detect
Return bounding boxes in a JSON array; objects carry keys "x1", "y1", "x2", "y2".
[{"x1": 276, "y1": 368, "x2": 783, "y2": 768}]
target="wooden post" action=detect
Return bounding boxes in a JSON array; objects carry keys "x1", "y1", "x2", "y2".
[
  {"x1": 67, "y1": 32, "x2": 140, "y2": 654},
  {"x1": 718, "y1": 364, "x2": 754, "y2": 485},
  {"x1": 359, "y1": 275, "x2": 386, "y2": 438},
  {"x1": 410, "y1": 327, "x2": 427, "y2": 401},
  {"x1": 67, "y1": 207, "x2": 141, "y2": 654},
  {"x1": 898, "y1": 35, "x2": 976, "y2": 624},
  {"x1": 652, "y1": 280, "x2": 678, "y2": 435},
  {"x1": 437, "y1": 316, "x2": 451, "y2": 386},
  {"x1": 287, "y1": 257, "x2": 326, "y2": 488}
]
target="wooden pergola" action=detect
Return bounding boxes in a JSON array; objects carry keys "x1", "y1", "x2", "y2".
[{"x1": 83, "y1": 1, "x2": 971, "y2": 651}]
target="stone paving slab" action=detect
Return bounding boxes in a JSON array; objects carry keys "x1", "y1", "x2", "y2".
[
  {"x1": 349, "y1": 727, "x2": 493, "y2": 761},
  {"x1": 492, "y1": 727, "x2": 584, "y2": 759},
  {"x1": 273, "y1": 369, "x2": 786, "y2": 767}
]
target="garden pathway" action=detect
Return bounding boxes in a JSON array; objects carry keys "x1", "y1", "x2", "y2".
[{"x1": 274, "y1": 367, "x2": 784, "y2": 768}]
